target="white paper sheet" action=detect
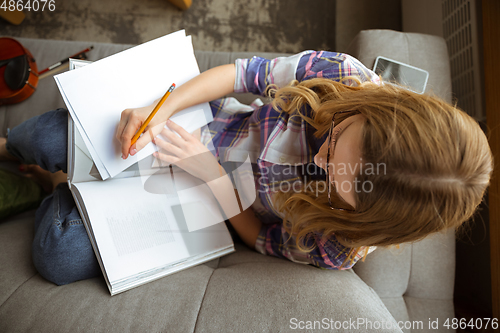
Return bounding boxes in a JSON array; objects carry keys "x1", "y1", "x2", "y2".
[
  {"x1": 74, "y1": 172, "x2": 233, "y2": 285},
  {"x1": 55, "y1": 31, "x2": 212, "y2": 179},
  {"x1": 74, "y1": 176, "x2": 190, "y2": 283}
]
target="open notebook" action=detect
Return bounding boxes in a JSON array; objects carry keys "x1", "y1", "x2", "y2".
[{"x1": 57, "y1": 31, "x2": 235, "y2": 295}]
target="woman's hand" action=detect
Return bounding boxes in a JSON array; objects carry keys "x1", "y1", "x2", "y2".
[
  {"x1": 153, "y1": 119, "x2": 221, "y2": 183},
  {"x1": 116, "y1": 64, "x2": 236, "y2": 160},
  {"x1": 116, "y1": 99, "x2": 167, "y2": 159}
]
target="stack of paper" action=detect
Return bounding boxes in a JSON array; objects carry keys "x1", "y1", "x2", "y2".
[{"x1": 55, "y1": 30, "x2": 213, "y2": 180}]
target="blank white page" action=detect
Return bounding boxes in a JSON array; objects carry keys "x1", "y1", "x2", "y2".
[
  {"x1": 74, "y1": 175, "x2": 190, "y2": 284},
  {"x1": 55, "y1": 31, "x2": 210, "y2": 179},
  {"x1": 74, "y1": 172, "x2": 233, "y2": 285}
]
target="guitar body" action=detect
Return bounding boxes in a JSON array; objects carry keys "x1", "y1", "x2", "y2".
[{"x1": 0, "y1": 37, "x2": 39, "y2": 105}]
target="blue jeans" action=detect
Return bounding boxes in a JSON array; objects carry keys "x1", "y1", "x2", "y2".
[{"x1": 6, "y1": 109, "x2": 101, "y2": 285}]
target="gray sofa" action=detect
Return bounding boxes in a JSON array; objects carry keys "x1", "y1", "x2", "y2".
[{"x1": 0, "y1": 30, "x2": 455, "y2": 332}]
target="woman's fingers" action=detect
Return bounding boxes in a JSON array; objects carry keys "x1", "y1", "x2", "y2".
[
  {"x1": 153, "y1": 127, "x2": 221, "y2": 182},
  {"x1": 129, "y1": 121, "x2": 166, "y2": 156},
  {"x1": 116, "y1": 109, "x2": 133, "y2": 141},
  {"x1": 153, "y1": 151, "x2": 180, "y2": 165},
  {"x1": 118, "y1": 102, "x2": 162, "y2": 159},
  {"x1": 159, "y1": 127, "x2": 190, "y2": 150},
  {"x1": 153, "y1": 135, "x2": 184, "y2": 157},
  {"x1": 120, "y1": 118, "x2": 144, "y2": 158},
  {"x1": 166, "y1": 119, "x2": 193, "y2": 142},
  {"x1": 116, "y1": 109, "x2": 145, "y2": 158}
]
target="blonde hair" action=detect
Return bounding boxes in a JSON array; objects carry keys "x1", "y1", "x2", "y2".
[{"x1": 270, "y1": 78, "x2": 493, "y2": 256}]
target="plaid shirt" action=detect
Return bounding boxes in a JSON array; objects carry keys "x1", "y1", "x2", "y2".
[{"x1": 204, "y1": 51, "x2": 379, "y2": 270}]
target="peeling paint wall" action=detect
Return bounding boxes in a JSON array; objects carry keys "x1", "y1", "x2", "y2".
[
  {"x1": 1, "y1": 0, "x2": 402, "y2": 53},
  {"x1": 0, "y1": 0, "x2": 336, "y2": 53}
]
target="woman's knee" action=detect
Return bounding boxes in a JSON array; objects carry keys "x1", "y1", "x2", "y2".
[
  {"x1": 29, "y1": 109, "x2": 69, "y2": 172},
  {"x1": 7, "y1": 109, "x2": 69, "y2": 172},
  {"x1": 32, "y1": 186, "x2": 101, "y2": 285},
  {"x1": 32, "y1": 236, "x2": 101, "y2": 285}
]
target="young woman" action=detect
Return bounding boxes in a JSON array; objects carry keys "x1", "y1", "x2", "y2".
[{"x1": 1, "y1": 51, "x2": 493, "y2": 285}]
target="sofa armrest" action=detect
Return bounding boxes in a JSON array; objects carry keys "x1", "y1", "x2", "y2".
[{"x1": 345, "y1": 29, "x2": 452, "y2": 103}]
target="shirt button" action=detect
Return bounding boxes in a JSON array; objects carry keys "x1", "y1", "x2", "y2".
[{"x1": 279, "y1": 156, "x2": 286, "y2": 163}]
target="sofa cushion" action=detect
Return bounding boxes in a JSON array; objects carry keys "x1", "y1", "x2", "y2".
[
  {"x1": 0, "y1": 216, "x2": 402, "y2": 332},
  {"x1": 0, "y1": 211, "x2": 38, "y2": 306}
]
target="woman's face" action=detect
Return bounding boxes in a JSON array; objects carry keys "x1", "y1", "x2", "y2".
[{"x1": 313, "y1": 114, "x2": 365, "y2": 209}]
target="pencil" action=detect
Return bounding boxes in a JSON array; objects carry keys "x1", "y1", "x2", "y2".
[{"x1": 130, "y1": 83, "x2": 176, "y2": 146}]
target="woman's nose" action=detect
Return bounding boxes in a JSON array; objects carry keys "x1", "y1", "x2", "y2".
[{"x1": 314, "y1": 153, "x2": 326, "y2": 171}]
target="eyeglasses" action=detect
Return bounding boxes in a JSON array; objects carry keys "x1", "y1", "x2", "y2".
[{"x1": 326, "y1": 110, "x2": 360, "y2": 211}]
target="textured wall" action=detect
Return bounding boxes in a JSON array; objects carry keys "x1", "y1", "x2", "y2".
[
  {"x1": 1, "y1": 0, "x2": 403, "y2": 53},
  {"x1": 335, "y1": 0, "x2": 402, "y2": 52},
  {"x1": 0, "y1": 0, "x2": 336, "y2": 53}
]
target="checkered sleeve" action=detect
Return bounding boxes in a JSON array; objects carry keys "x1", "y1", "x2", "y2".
[
  {"x1": 255, "y1": 223, "x2": 372, "y2": 270},
  {"x1": 234, "y1": 51, "x2": 313, "y2": 95},
  {"x1": 296, "y1": 51, "x2": 381, "y2": 85},
  {"x1": 234, "y1": 51, "x2": 380, "y2": 97}
]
